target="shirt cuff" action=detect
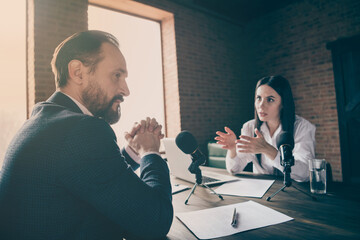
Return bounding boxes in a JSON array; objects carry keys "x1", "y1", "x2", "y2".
[
  {"x1": 125, "y1": 145, "x2": 141, "y2": 164},
  {"x1": 226, "y1": 150, "x2": 240, "y2": 174},
  {"x1": 125, "y1": 145, "x2": 162, "y2": 162}
]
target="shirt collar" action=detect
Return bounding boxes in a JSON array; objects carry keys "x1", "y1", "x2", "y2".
[
  {"x1": 260, "y1": 122, "x2": 282, "y2": 140},
  {"x1": 60, "y1": 92, "x2": 93, "y2": 116}
]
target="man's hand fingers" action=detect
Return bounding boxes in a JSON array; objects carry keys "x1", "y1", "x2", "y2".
[
  {"x1": 140, "y1": 120, "x2": 146, "y2": 133},
  {"x1": 129, "y1": 122, "x2": 141, "y2": 137},
  {"x1": 148, "y1": 118, "x2": 158, "y2": 132},
  {"x1": 124, "y1": 132, "x2": 133, "y2": 143},
  {"x1": 153, "y1": 124, "x2": 163, "y2": 135},
  {"x1": 145, "y1": 117, "x2": 151, "y2": 129}
]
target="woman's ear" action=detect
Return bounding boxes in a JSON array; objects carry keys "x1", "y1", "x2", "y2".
[{"x1": 67, "y1": 60, "x2": 84, "y2": 85}]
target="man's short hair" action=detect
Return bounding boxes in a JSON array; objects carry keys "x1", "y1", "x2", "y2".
[{"x1": 51, "y1": 30, "x2": 119, "y2": 88}]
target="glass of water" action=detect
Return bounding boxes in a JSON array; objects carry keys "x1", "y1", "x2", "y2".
[{"x1": 309, "y1": 159, "x2": 327, "y2": 194}]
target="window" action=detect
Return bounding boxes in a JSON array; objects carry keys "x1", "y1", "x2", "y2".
[
  {"x1": 88, "y1": 5, "x2": 165, "y2": 147},
  {"x1": 0, "y1": 1, "x2": 26, "y2": 166}
]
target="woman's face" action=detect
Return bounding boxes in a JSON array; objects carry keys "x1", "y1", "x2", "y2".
[{"x1": 255, "y1": 84, "x2": 282, "y2": 123}]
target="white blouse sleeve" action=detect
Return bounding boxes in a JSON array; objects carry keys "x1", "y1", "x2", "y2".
[
  {"x1": 225, "y1": 121, "x2": 257, "y2": 175},
  {"x1": 273, "y1": 117, "x2": 316, "y2": 182}
]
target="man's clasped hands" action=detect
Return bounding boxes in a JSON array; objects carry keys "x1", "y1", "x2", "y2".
[{"x1": 124, "y1": 117, "x2": 164, "y2": 157}]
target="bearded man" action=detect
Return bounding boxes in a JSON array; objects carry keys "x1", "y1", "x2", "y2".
[{"x1": 0, "y1": 30, "x2": 173, "y2": 240}]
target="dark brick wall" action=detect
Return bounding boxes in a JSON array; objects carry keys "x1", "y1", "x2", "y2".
[
  {"x1": 135, "y1": 0, "x2": 253, "y2": 152},
  {"x1": 27, "y1": 0, "x2": 87, "y2": 113}
]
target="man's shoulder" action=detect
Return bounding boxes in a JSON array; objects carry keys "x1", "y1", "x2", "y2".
[
  {"x1": 29, "y1": 103, "x2": 82, "y2": 129},
  {"x1": 32, "y1": 100, "x2": 80, "y2": 116},
  {"x1": 29, "y1": 102, "x2": 113, "y2": 139}
]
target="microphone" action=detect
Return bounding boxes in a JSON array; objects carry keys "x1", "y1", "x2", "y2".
[
  {"x1": 175, "y1": 131, "x2": 206, "y2": 165},
  {"x1": 267, "y1": 131, "x2": 316, "y2": 201},
  {"x1": 276, "y1": 131, "x2": 294, "y2": 165},
  {"x1": 175, "y1": 131, "x2": 224, "y2": 203},
  {"x1": 276, "y1": 131, "x2": 295, "y2": 186},
  {"x1": 175, "y1": 131, "x2": 205, "y2": 184}
]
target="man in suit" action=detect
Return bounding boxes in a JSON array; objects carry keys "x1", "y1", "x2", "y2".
[{"x1": 0, "y1": 30, "x2": 173, "y2": 239}]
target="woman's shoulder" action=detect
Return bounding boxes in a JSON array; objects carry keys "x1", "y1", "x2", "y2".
[
  {"x1": 241, "y1": 119, "x2": 256, "y2": 135},
  {"x1": 243, "y1": 119, "x2": 256, "y2": 128},
  {"x1": 294, "y1": 115, "x2": 316, "y2": 132}
]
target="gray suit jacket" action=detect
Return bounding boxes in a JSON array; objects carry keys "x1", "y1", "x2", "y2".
[{"x1": 0, "y1": 91, "x2": 173, "y2": 239}]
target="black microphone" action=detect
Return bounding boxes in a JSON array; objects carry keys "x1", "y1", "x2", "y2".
[
  {"x1": 175, "y1": 131, "x2": 205, "y2": 184},
  {"x1": 276, "y1": 131, "x2": 294, "y2": 165},
  {"x1": 175, "y1": 131, "x2": 206, "y2": 165},
  {"x1": 276, "y1": 131, "x2": 295, "y2": 186}
]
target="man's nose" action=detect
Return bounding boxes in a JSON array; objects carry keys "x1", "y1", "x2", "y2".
[{"x1": 120, "y1": 79, "x2": 130, "y2": 97}]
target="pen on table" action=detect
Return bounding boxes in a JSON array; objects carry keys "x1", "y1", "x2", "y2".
[{"x1": 231, "y1": 207, "x2": 238, "y2": 227}]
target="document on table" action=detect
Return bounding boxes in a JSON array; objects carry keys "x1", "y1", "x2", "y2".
[
  {"x1": 176, "y1": 200, "x2": 293, "y2": 239},
  {"x1": 214, "y1": 178, "x2": 275, "y2": 198}
]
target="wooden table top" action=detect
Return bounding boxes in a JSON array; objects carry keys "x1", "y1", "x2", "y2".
[{"x1": 166, "y1": 167, "x2": 360, "y2": 240}]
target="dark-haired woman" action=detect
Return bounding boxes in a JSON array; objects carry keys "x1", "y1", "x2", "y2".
[{"x1": 215, "y1": 76, "x2": 315, "y2": 182}]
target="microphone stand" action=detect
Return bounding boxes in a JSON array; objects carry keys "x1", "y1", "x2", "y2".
[
  {"x1": 266, "y1": 164, "x2": 317, "y2": 201},
  {"x1": 184, "y1": 161, "x2": 224, "y2": 205}
]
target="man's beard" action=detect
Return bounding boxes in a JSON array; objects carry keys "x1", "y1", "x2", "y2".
[
  {"x1": 100, "y1": 99, "x2": 122, "y2": 125},
  {"x1": 82, "y1": 80, "x2": 123, "y2": 125}
]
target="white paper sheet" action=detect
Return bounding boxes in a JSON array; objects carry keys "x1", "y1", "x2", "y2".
[
  {"x1": 214, "y1": 178, "x2": 275, "y2": 198},
  {"x1": 176, "y1": 200, "x2": 293, "y2": 239}
]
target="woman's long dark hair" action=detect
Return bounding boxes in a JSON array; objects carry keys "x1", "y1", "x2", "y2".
[{"x1": 254, "y1": 75, "x2": 295, "y2": 167}]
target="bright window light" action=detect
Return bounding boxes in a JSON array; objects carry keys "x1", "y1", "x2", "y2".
[
  {"x1": 0, "y1": 1, "x2": 26, "y2": 167},
  {"x1": 88, "y1": 5, "x2": 165, "y2": 148}
]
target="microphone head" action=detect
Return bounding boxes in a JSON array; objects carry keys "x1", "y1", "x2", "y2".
[
  {"x1": 175, "y1": 130, "x2": 198, "y2": 154},
  {"x1": 276, "y1": 131, "x2": 294, "y2": 150}
]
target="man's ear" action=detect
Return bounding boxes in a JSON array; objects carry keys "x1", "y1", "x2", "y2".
[{"x1": 68, "y1": 60, "x2": 84, "y2": 85}]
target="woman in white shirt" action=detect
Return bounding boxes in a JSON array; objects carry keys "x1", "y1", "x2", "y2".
[{"x1": 215, "y1": 76, "x2": 316, "y2": 182}]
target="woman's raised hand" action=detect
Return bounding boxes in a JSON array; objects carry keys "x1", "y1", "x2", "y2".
[
  {"x1": 236, "y1": 128, "x2": 278, "y2": 160},
  {"x1": 215, "y1": 127, "x2": 237, "y2": 150},
  {"x1": 236, "y1": 128, "x2": 267, "y2": 154}
]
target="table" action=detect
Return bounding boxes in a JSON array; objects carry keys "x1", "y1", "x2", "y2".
[{"x1": 166, "y1": 167, "x2": 360, "y2": 240}]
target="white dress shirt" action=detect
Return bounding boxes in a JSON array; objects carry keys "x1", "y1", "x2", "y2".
[{"x1": 226, "y1": 115, "x2": 316, "y2": 182}]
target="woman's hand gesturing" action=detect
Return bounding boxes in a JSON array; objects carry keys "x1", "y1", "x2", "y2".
[
  {"x1": 215, "y1": 127, "x2": 237, "y2": 158},
  {"x1": 236, "y1": 128, "x2": 278, "y2": 160}
]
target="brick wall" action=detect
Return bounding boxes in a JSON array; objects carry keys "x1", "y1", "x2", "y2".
[
  {"x1": 239, "y1": 0, "x2": 360, "y2": 181},
  {"x1": 134, "y1": 0, "x2": 253, "y2": 151},
  {"x1": 27, "y1": 0, "x2": 87, "y2": 114},
  {"x1": 29, "y1": 0, "x2": 360, "y2": 181}
]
